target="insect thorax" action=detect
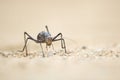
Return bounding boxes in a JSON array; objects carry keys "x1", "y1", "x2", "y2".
[{"x1": 37, "y1": 31, "x2": 52, "y2": 45}]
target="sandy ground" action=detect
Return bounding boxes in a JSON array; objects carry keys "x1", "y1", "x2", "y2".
[
  {"x1": 0, "y1": 0, "x2": 120, "y2": 80},
  {"x1": 0, "y1": 45, "x2": 120, "y2": 80}
]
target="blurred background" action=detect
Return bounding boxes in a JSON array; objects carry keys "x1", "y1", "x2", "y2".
[
  {"x1": 0, "y1": 1, "x2": 120, "y2": 80},
  {"x1": 0, "y1": 0, "x2": 120, "y2": 49}
]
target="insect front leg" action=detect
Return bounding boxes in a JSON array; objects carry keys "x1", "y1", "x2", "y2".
[{"x1": 40, "y1": 43, "x2": 45, "y2": 57}]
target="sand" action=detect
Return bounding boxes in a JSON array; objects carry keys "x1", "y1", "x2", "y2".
[
  {"x1": 0, "y1": 0, "x2": 120, "y2": 80},
  {"x1": 0, "y1": 45, "x2": 120, "y2": 80}
]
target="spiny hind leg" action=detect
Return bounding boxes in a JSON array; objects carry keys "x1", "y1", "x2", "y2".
[{"x1": 52, "y1": 33, "x2": 67, "y2": 53}]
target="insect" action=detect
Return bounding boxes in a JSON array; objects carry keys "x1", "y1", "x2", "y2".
[{"x1": 19, "y1": 25, "x2": 67, "y2": 57}]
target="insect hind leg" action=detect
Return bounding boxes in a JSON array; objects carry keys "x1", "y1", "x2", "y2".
[{"x1": 52, "y1": 33, "x2": 67, "y2": 53}]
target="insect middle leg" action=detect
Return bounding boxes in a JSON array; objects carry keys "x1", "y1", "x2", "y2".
[{"x1": 19, "y1": 32, "x2": 38, "y2": 56}]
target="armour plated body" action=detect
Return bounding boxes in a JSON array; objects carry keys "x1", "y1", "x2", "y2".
[
  {"x1": 19, "y1": 26, "x2": 67, "y2": 57},
  {"x1": 37, "y1": 31, "x2": 52, "y2": 45}
]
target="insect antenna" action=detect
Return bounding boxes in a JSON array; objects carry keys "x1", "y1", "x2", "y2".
[{"x1": 45, "y1": 25, "x2": 51, "y2": 36}]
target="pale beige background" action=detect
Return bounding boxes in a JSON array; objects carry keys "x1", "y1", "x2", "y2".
[
  {"x1": 0, "y1": 0, "x2": 120, "y2": 49},
  {"x1": 0, "y1": 1, "x2": 120, "y2": 80}
]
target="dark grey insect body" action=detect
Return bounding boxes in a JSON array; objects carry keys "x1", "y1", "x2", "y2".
[
  {"x1": 37, "y1": 31, "x2": 52, "y2": 46},
  {"x1": 19, "y1": 26, "x2": 67, "y2": 57}
]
